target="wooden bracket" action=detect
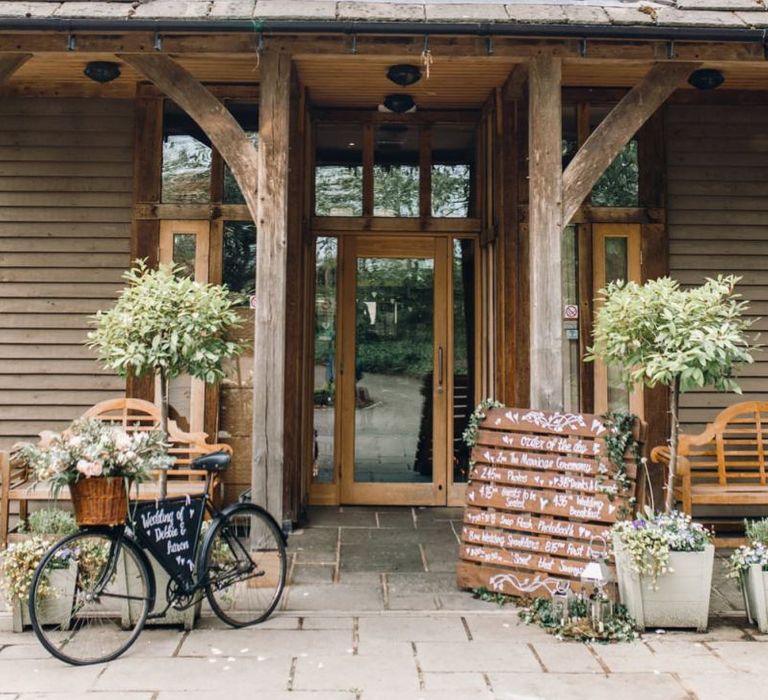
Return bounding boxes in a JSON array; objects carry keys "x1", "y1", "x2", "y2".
[{"x1": 0, "y1": 54, "x2": 31, "y2": 84}]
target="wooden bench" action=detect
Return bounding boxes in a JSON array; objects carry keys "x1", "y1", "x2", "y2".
[
  {"x1": 652, "y1": 401, "x2": 768, "y2": 515},
  {"x1": 0, "y1": 398, "x2": 231, "y2": 547}
]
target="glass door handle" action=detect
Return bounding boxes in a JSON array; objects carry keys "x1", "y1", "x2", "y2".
[{"x1": 437, "y1": 346, "x2": 444, "y2": 393}]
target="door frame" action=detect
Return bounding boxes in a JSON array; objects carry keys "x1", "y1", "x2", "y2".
[
  {"x1": 158, "y1": 219, "x2": 211, "y2": 434},
  {"x1": 309, "y1": 232, "x2": 480, "y2": 507}
]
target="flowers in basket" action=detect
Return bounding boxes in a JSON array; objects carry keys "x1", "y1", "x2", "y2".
[
  {"x1": 612, "y1": 509, "x2": 712, "y2": 589},
  {"x1": 15, "y1": 418, "x2": 173, "y2": 498}
]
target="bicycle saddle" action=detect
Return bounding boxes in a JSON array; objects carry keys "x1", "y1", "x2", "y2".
[{"x1": 192, "y1": 450, "x2": 231, "y2": 472}]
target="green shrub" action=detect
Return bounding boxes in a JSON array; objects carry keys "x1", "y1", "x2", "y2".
[{"x1": 20, "y1": 508, "x2": 78, "y2": 536}]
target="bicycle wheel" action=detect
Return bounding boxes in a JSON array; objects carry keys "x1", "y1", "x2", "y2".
[
  {"x1": 29, "y1": 529, "x2": 152, "y2": 665},
  {"x1": 202, "y1": 503, "x2": 286, "y2": 627}
]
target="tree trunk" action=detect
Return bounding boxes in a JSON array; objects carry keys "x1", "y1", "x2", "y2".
[
  {"x1": 664, "y1": 375, "x2": 681, "y2": 512},
  {"x1": 158, "y1": 371, "x2": 169, "y2": 500}
]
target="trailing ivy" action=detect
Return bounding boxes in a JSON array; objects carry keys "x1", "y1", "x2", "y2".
[
  {"x1": 471, "y1": 587, "x2": 513, "y2": 607},
  {"x1": 598, "y1": 411, "x2": 643, "y2": 518},
  {"x1": 462, "y1": 398, "x2": 504, "y2": 450}
]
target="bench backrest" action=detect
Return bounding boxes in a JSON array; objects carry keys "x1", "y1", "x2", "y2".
[
  {"x1": 681, "y1": 401, "x2": 768, "y2": 486},
  {"x1": 82, "y1": 398, "x2": 230, "y2": 478}
]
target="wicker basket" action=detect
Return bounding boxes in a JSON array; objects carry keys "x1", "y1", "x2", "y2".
[{"x1": 70, "y1": 477, "x2": 127, "y2": 526}]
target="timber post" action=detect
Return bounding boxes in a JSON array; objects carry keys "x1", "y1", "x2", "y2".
[
  {"x1": 252, "y1": 50, "x2": 292, "y2": 524},
  {"x1": 527, "y1": 56, "x2": 564, "y2": 411}
]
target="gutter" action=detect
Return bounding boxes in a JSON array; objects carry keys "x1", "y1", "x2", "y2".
[{"x1": 0, "y1": 18, "x2": 764, "y2": 45}]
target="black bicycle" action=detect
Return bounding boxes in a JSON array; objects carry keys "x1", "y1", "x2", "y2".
[{"x1": 27, "y1": 451, "x2": 287, "y2": 666}]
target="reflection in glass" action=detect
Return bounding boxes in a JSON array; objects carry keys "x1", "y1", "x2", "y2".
[
  {"x1": 162, "y1": 135, "x2": 212, "y2": 203},
  {"x1": 453, "y1": 239, "x2": 475, "y2": 483},
  {"x1": 432, "y1": 124, "x2": 475, "y2": 217},
  {"x1": 604, "y1": 236, "x2": 630, "y2": 411},
  {"x1": 313, "y1": 238, "x2": 337, "y2": 484},
  {"x1": 592, "y1": 140, "x2": 638, "y2": 207},
  {"x1": 315, "y1": 123, "x2": 363, "y2": 216},
  {"x1": 224, "y1": 132, "x2": 259, "y2": 204},
  {"x1": 223, "y1": 221, "x2": 256, "y2": 300},
  {"x1": 354, "y1": 257, "x2": 434, "y2": 482},
  {"x1": 562, "y1": 226, "x2": 580, "y2": 412},
  {"x1": 374, "y1": 124, "x2": 419, "y2": 217},
  {"x1": 172, "y1": 233, "x2": 196, "y2": 279}
]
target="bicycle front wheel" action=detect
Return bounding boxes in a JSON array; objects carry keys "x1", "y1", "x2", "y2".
[
  {"x1": 203, "y1": 504, "x2": 286, "y2": 627},
  {"x1": 29, "y1": 529, "x2": 151, "y2": 665}
]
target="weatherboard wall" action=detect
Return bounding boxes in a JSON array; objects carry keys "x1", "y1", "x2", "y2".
[{"x1": 0, "y1": 97, "x2": 133, "y2": 448}]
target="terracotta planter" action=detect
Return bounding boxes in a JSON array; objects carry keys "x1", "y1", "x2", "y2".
[
  {"x1": 12, "y1": 559, "x2": 77, "y2": 633},
  {"x1": 741, "y1": 564, "x2": 768, "y2": 633},
  {"x1": 614, "y1": 538, "x2": 714, "y2": 632}
]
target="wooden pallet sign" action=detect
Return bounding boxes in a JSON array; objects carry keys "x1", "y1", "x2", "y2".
[{"x1": 457, "y1": 407, "x2": 642, "y2": 599}]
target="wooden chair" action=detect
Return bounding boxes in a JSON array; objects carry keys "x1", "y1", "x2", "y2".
[
  {"x1": 0, "y1": 398, "x2": 231, "y2": 547},
  {"x1": 652, "y1": 401, "x2": 768, "y2": 515}
]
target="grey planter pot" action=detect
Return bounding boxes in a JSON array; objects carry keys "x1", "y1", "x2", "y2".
[
  {"x1": 614, "y1": 538, "x2": 714, "y2": 632},
  {"x1": 742, "y1": 564, "x2": 768, "y2": 633},
  {"x1": 13, "y1": 560, "x2": 77, "y2": 633}
]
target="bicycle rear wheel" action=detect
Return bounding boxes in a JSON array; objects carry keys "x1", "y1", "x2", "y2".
[
  {"x1": 29, "y1": 529, "x2": 151, "y2": 665},
  {"x1": 202, "y1": 503, "x2": 286, "y2": 627}
]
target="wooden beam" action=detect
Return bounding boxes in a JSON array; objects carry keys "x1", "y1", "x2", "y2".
[
  {"x1": 528, "y1": 55, "x2": 564, "y2": 411},
  {"x1": 252, "y1": 51, "x2": 292, "y2": 523},
  {"x1": 0, "y1": 53, "x2": 30, "y2": 83},
  {"x1": 119, "y1": 54, "x2": 259, "y2": 222},
  {"x1": 562, "y1": 62, "x2": 698, "y2": 225}
]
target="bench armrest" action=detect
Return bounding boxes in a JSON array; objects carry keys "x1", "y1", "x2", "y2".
[{"x1": 650, "y1": 445, "x2": 691, "y2": 477}]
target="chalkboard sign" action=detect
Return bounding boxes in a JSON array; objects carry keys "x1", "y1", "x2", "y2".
[
  {"x1": 134, "y1": 496, "x2": 206, "y2": 589},
  {"x1": 457, "y1": 407, "x2": 642, "y2": 599}
]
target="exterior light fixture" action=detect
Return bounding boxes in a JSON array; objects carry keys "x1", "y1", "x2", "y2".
[
  {"x1": 381, "y1": 94, "x2": 416, "y2": 114},
  {"x1": 687, "y1": 68, "x2": 724, "y2": 90},
  {"x1": 83, "y1": 61, "x2": 121, "y2": 83},
  {"x1": 386, "y1": 64, "x2": 422, "y2": 87}
]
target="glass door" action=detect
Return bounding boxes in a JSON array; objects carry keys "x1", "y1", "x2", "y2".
[
  {"x1": 158, "y1": 220, "x2": 210, "y2": 433},
  {"x1": 339, "y1": 237, "x2": 449, "y2": 505}
]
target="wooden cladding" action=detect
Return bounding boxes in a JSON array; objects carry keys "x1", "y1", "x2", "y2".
[
  {"x1": 457, "y1": 407, "x2": 641, "y2": 598},
  {"x1": 667, "y1": 104, "x2": 768, "y2": 436},
  {"x1": 0, "y1": 97, "x2": 134, "y2": 448}
]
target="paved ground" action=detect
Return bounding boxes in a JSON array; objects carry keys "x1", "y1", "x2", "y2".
[{"x1": 0, "y1": 507, "x2": 763, "y2": 699}]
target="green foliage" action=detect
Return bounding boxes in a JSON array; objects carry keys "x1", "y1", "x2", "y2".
[
  {"x1": 592, "y1": 141, "x2": 639, "y2": 207},
  {"x1": 587, "y1": 275, "x2": 755, "y2": 394},
  {"x1": 471, "y1": 587, "x2": 512, "y2": 606},
  {"x1": 87, "y1": 260, "x2": 247, "y2": 384},
  {"x1": 746, "y1": 518, "x2": 768, "y2": 546},
  {"x1": 601, "y1": 411, "x2": 642, "y2": 514},
  {"x1": 20, "y1": 509, "x2": 77, "y2": 537}
]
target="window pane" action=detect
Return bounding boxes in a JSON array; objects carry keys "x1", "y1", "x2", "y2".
[
  {"x1": 432, "y1": 124, "x2": 475, "y2": 217},
  {"x1": 313, "y1": 237, "x2": 338, "y2": 484},
  {"x1": 590, "y1": 105, "x2": 638, "y2": 207},
  {"x1": 603, "y1": 235, "x2": 630, "y2": 411},
  {"x1": 172, "y1": 233, "x2": 196, "y2": 279},
  {"x1": 223, "y1": 221, "x2": 256, "y2": 300},
  {"x1": 162, "y1": 101, "x2": 211, "y2": 203},
  {"x1": 223, "y1": 132, "x2": 259, "y2": 204},
  {"x1": 315, "y1": 123, "x2": 363, "y2": 216},
  {"x1": 562, "y1": 225, "x2": 579, "y2": 412},
  {"x1": 453, "y1": 239, "x2": 475, "y2": 483},
  {"x1": 374, "y1": 124, "x2": 419, "y2": 217}
]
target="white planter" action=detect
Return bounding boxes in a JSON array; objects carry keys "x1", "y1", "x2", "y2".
[
  {"x1": 614, "y1": 538, "x2": 714, "y2": 632},
  {"x1": 12, "y1": 560, "x2": 77, "y2": 633},
  {"x1": 741, "y1": 564, "x2": 768, "y2": 633},
  {"x1": 119, "y1": 551, "x2": 200, "y2": 631}
]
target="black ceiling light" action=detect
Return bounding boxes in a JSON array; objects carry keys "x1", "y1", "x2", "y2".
[
  {"x1": 84, "y1": 61, "x2": 121, "y2": 84},
  {"x1": 386, "y1": 64, "x2": 422, "y2": 87},
  {"x1": 688, "y1": 68, "x2": 724, "y2": 91},
  {"x1": 382, "y1": 94, "x2": 416, "y2": 114}
]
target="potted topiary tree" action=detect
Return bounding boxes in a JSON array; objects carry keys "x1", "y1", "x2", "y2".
[
  {"x1": 87, "y1": 260, "x2": 247, "y2": 499},
  {"x1": 588, "y1": 274, "x2": 755, "y2": 630}
]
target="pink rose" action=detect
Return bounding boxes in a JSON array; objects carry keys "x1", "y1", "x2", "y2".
[{"x1": 76, "y1": 459, "x2": 104, "y2": 477}]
